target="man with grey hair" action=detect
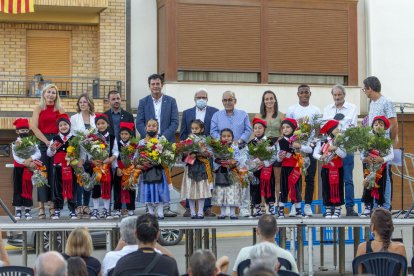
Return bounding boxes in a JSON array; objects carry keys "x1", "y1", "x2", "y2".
[
  {"x1": 101, "y1": 216, "x2": 173, "y2": 275},
  {"x1": 180, "y1": 88, "x2": 219, "y2": 217},
  {"x1": 323, "y1": 84, "x2": 358, "y2": 216},
  {"x1": 249, "y1": 242, "x2": 279, "y2": 272},
  {"x1": 34, "y1": 251, "x2": 67, "y2": 276},
  {"x1": 188, "y1": 249, "x2": 230, "y2": 276}
]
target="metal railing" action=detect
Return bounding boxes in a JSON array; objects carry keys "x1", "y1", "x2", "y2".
[{"x1": 0, "y1": 75, "x2": 122, "y2": 99}]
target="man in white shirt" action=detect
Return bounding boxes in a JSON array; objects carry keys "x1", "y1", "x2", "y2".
[
  {"x1": 286, "y1": 84, "x2": 321, "y2": 217},
  {"x1": 232, "y1": 215, "x2": 298, "y2": 275},
  {"x1": 323, "y1": 84, "x2": 359, "y2": 216}
]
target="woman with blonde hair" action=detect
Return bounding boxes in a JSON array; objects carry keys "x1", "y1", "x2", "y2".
[
  {"x1": 31, "y1": 83, "x2": 65, "y2": 219},
  {"x1": 70, "y1": 93, "x2": 96, "y2": 217},
  {"x1": 63, "y1": 227, "x2": 101, "y2": 276}
]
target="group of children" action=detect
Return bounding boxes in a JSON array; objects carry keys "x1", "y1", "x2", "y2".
[{"x1": 12, "y1": 112, "x2": 392, "y2": 220}]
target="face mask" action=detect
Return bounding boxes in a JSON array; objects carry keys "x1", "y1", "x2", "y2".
[
  {"x1": 196, "y1": 99, "x2": 207, "y2": 109},
  {"x1": 19, "y1": 133, "x2": 29, "y2": 138},
  {"x1": 147, "y1": 131, "x2": 157, "y2": 137}
]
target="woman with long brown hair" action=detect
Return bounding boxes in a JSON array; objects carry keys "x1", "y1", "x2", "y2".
[
  {"x1": 356, "y1": 208, "x2": 406, "y2": 257},
  {"x1": 31, "y1": 84, "x2": 65, "y2": 219}
]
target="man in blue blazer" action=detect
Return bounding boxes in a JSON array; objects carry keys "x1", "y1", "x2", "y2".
[
  {"x1": 179, "y1": 88, "x2": 219, "y2": 140},
  {"x1": 136, "y1": 74, "x2": 179, "y2": 143},
  {"x1": 136, "y1": 74, "x2": 179, "y2": 217}
]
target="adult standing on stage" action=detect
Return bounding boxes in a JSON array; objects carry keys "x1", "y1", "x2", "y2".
[
  {"x1": 323, "y1": 84, "x2": 359, "y2": 216},
  {"x1": 286, "y1": 84, "x2": 321, "y2": 217},
  {"x1": 363, "y1": 76, "x2": 398, "y2": 210},
  {"x1": 180, "y1": 88, "x2": 218, "y2": 217},
  {"x1": 136, "y1": 73, "x2": 179, "y2": 217},
  {"x1": 210, "y1": 90, "x2": 252, "y2": 217},
  {"x1": 31, "y1": 83, "x2": 65, "y2": 219},
  {"x1": 105, "y1": 90, "x2": 136, "y2": 140},
  {"x1": 254, "y1": 90, "x2": 285, "y2": 209},
  {"x1": 70, "y1": 93, "x2": 96, "y2": 217}
]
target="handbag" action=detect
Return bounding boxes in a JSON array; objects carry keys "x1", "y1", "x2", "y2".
[{"x1": 143, "y1": 166, "x2": 163, "y2": 183}]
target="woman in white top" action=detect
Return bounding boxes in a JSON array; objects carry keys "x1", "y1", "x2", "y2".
[{"x1": 70, "y1": 93, "x2": 96, "y2": 217}]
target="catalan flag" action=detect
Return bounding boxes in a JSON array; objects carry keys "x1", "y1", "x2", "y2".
[{"x1": 0, "y1": 0, "x2": 34, "y2": 14}]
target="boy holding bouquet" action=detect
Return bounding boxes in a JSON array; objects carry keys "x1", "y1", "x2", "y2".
[
  {"x1": 11, "y1": 118, "x2": 41, "y2": 220},
  {"x1": 47, "y1": 114, "x2": 78, "y2": 219}
]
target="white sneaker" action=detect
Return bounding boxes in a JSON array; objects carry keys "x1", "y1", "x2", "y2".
[
  {"x1": 331, "y1": 208, "x2": 341, "y2": 219},
  {"x1": 289, "y1": 206, "x2": 296, "y2": 217},
  {"x1": 128, "y1": 210, "x2": 135, "y2": 216},
  {"x1": 304, "y1": 204, "x2": 313, "y2": 217},
  {"x1": 112, "y1": 210, "x2": 121, "y2": 219},
  {"x1": 240, "y1": 207, "x2": 250, "y2": 217}
]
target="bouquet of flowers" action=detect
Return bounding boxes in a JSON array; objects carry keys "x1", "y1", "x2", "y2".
[
  {"x1": 334, "y1": 126, "x2": 372, "y2": 153},
  {"x1": 120, "y1": 137, "x2": 141, "y2": 190},
  {"x1": 176, "y1": 135, "x2": 211, "y2": 164},
  {"x1": 136, "y1": 136, "x2": 176, "y2": 168},
  {"x1": 362, "y1": 130, "x2": 393, "y2": 194},
  {"x1": 12, "y1": 135, "x2": 39, "y2": 159},
  {"x1": 247, "y1": 139, "x2": 275, "y2": 171},
  {"x1": 31, "y1": 160, "x2": 48, "y2": 187},
  {"x1": 80, "y1": 130, "x2": 109, "y2": 186},
  {"x1": 205, "y1": 137, "x2": 234, "y2": 160}
]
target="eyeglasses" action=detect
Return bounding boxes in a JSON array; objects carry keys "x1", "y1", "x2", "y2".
[
  {"x1": 195, "y1": 97, "x2": 208, "y2": 100},
  {"x1": 222, "y1": 98, "x2": 234, "y2": 103}
]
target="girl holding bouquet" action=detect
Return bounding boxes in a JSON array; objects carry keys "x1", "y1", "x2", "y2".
[
  {"x1": 136, "y1": 119, "x2": 170, "y2": 219},
  {"x1": 360, "y1": 116, "x2": 394, "y2": 217},
  {"x1": 248, "y1": 118, "x2": 277, "y2": 216},
  {"x1": 80, "y1": 113, "x2": 118, "y2": 219},
  {"x1": 114, "y1": 122, "x2": 137, "y2": 218},
  {"x1": 211, "y1": 128, "x2": 242, "y2": 219},
  {"x1": 47, "y1": 114, "x2": 78, "y2": 219},
  {"x1": 11, "y1": 118, "x2": 41, "y2": 220},
  {"x1": 276, "y1": 118, "x2": 312, "y2": 218},
  {"x1": 180, "y1": 119, "x2": 213, "y2": 219},
  {"x1": 313, "y1": 120, "x2": 347, "y2": 219}
]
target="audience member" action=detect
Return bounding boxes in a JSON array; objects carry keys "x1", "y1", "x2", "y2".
[
  {"x1": 34, "y1": 251, "x2": 67, "y2": 276},
  {"x1": 67, "y1": 257, "x2": 88, "y2": 276},
  {"x1": 0, "y1": 231, "x2": 10, "y2": 267},
  {"x1": 249, "y1": 242, "x2": 279, "y2": 271},
  {"x1": 356, "y1": 208, "x2": 406, "y2": 257},
  {"x1": 188, "y1": 249, "x2": 230, "y2": 276},
  {"x1": 112, "y1": 214, "x2": 179, "y2": 276},
  {"x1": 244, "y1": 264, "x2": 277, "y2": 276},
  {"x1": 63, "y1": 227, "x2": 101, "y2": 276},
  {"x1": 232, "y1": 214, "x2": 298, "y2": 275}
]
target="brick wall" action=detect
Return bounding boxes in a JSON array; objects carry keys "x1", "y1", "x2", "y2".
[{"x1": 0, "y1": 24, "x2": 26, "y2": 75}]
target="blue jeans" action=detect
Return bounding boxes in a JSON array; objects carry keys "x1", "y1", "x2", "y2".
[
  {"x1": 343, "y1": 154, "x2": 355, "y2": 208},
  {"x1": 76, "y1": 185, "x2": 91, "y2": 207},
  {"x1": 383, "y1": 164, "x2": 392, "y2": 210}
]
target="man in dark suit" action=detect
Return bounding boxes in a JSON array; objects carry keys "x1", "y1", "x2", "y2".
[
  {"x1": 180, "y1": 88, "x2": 218, "y2": 217},
  {"x1": 179, "y1": 88, "x2": 219, "y2": 140},
  {"x1": 136, "y1": 74, "x2": 179, "y2": 217},
  {"x1": 136, "y1": 74, "x2": 179, "y2": 143},
  {"x1": 104, "y1": 90, "x2": 136, "y2": 139}
]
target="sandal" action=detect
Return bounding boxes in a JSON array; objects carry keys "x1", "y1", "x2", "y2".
[
  {"x1": 49, "y1": 207, "x2": 56, "y2": 219},
  {"x1": 38, "y1": 207, "x2": 46, "y2": 220},
  {"x1": 82, "y1": 206, "x2": 91, "y2": 216}
]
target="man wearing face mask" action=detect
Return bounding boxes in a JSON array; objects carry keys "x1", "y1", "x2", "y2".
[
  {"x1": 180, "y1": 88, "x2": 219, "y2": 140},
  {"x1": 180, "y1": 89, "x2": 219, "y2": 217}
]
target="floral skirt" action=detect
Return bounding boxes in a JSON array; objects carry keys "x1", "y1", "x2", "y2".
[
  {"x1": 181, "y1": 167, "x2": 212, "y2": 200},
  {"x1": 212, "y1": 183, "x2": 241, "y2": 207},
  {"x1": 138, "y1": 171, "x2": 170, "y2": 204}
]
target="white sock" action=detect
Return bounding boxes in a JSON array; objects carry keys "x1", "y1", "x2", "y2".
[
  {"x1": 279, "y1": 202, "x2": 285, "y2": 207},
  {"x1": 198, "y1": 199, "x2": 205, "y2": 216},
  {"x1": 230, "y1": 206, "x2": 236, "y2": 217},
  {"x1": 157, "y1": 202, "x2": 164, "y2": 217},
  {"x1": 93, "y1": 198, "x2": 100, "y2": 210},
  {"x1": 295, "y1": 203, "x2": 301, "y2": 209},
  {"x1": 220, "y1": 207, "x2": 226, "y2": 217},
  {"x1": 103, "y1": 199, "x2": 110, "y2": 211},
  {"x1": 189, "y1": 199, "x2": 196, "y2": 216},
  {"x1": 147, "y1": 203, "x2": 154, "y2": 215},
  {"x1": 16, "y1": 207, "x2": 22, "y2": 211}
]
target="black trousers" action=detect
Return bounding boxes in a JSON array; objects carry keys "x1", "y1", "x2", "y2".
[
  {"x1": 304, "y1": 156, "x2": 317, "y2": 204},
  {"x1": 37, "y1": 137, "x2": 54, "y2": 203},
  {"x1": 362, "y1": 164, "x2": 387, "y2": 206},
  {"x1": 321, "y1": 167, "x2": 344, "y2": 207},
  {"x1": 53, "y1": 166, "x2": 77, "y2": 212},
  {"x1": 250, "y1": 169, "x2": 276, "y2": 205},
  {"x1": 113, "y1": 173, "x2": 136, "y2": 210},
  {"x1": 280, "y1": 166, "x2": 302, "y2": 204},
  {"x1": 12, "y1": 167, "x2": 33, "y2": 207}
]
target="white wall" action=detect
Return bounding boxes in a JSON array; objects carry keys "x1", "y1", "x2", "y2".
[
  {"x1": 130, "y1": 0, "x2": 157, "y2": 109},
  {"x1": 366, "y1": 0, "x2": 414, "y2": 108}
]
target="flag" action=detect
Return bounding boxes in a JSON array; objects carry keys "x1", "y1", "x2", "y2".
[{"x1": 0, "y1": 0, "x2": 35, "y2": 14}]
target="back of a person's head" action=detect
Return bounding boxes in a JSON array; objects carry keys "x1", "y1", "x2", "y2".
[
  {"x1": 34, "y1": 251, "x2": 67, "y2": 276},
  {"x1": 258, "y1": 214, "x2": 278, "y2": 239},
  {"x1": 67, "y1": 257, "x2": 88, "y2": 276},
  {"x1": 245, "y1": 263, "x2": 278, "y2": 276},
  {"x1": 249, "y1": 242, "x2": 279, "y2": 271},
  {"x1": 188, "y1": 249, "x2": 216, "y2": 276},
  {"x1": 120, "y1": 216, "x2": 138, "y2": 245},
  {"x1": 65, "y1": 227, "x2": 93, "y2": 257},
  {"x1": 371, "y1": 208, "x2": 394, "y2": 251},
  {"x1": 136, "y1": 214, "x2": 159, "y2": 243}
]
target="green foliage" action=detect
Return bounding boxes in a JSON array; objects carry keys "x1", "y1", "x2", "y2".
[
  {"x1": 247, "y1": 139, "x2": 274, "y2": 161},
  {"x1": 364, "y1": 129, "x2": 393, "y2": 155},
  {"x1": 334, "y1": 126, "x2": 372, "y2": 153}
]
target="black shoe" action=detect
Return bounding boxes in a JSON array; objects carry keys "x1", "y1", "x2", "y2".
[
  {"x1": 346, "y1": 207, "x2": 358, "y2": 216},
  {"x1": 163, "y1": 208, "x2": 177, "y2": 217},
  {"x1": 197, "y1": 215, "x2": 204, "y2": 219},
  {"x1": 217, "y1": 215, "x2": 227, "y2": 219},
  {"x1": 191, "y1": 215, "x2": 197, "y2": 219},
  {"x1": 230, "y1": 216, "x2": 238, "y2": 220}
]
